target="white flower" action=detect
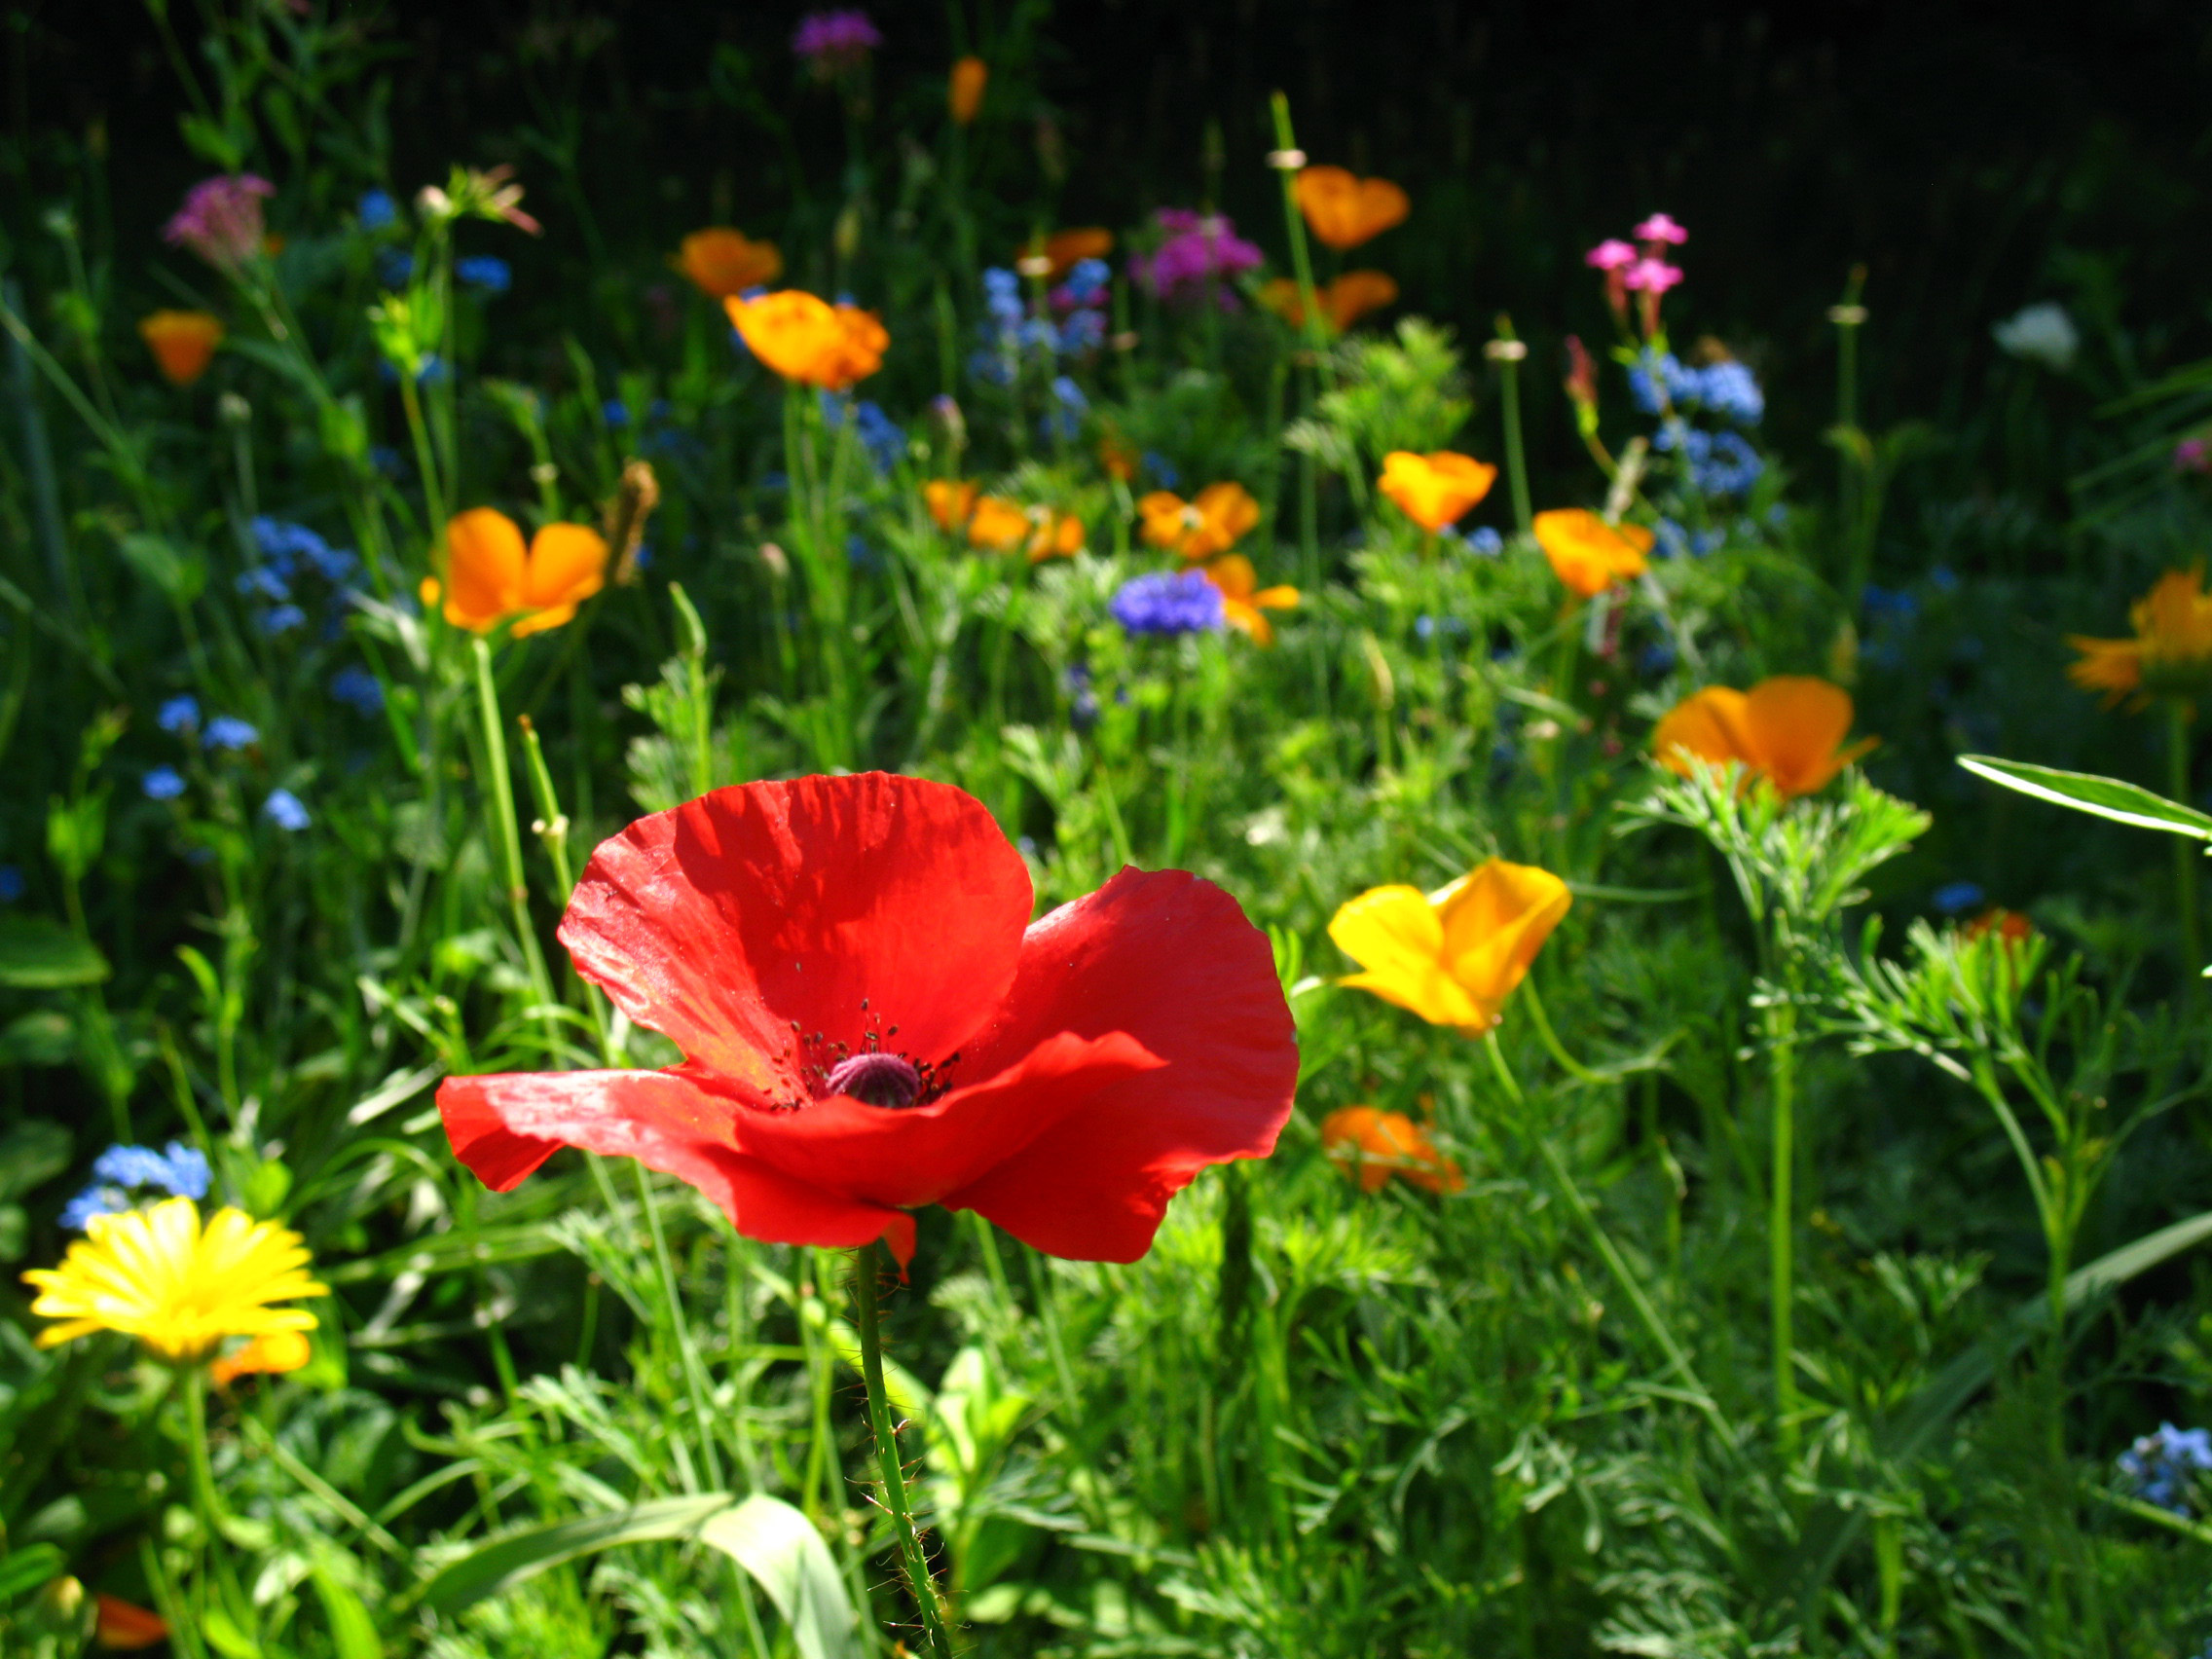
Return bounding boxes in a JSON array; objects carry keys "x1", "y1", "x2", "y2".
[{"x1": 1992, "y1": 301, "x2": 2079, "y2": 372}]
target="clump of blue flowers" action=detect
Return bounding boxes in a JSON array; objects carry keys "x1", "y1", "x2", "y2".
[
  {"x1": 1110, "y1": 569, "x2": 1225, "y2": 638},
  {"x1": 1630, "y1": 348, "x2": 1765, "y2": 499},
  {"x1": 972, "y1": 261, "x2": 1110, "y2": 387},
  {"x1": 456, "y1": 255, "x2": 511, "y2": 294},
  {"x1": 821, "y1": 392, "x2": 905, "y2": 474},
  {"x1": 59, "y1": 1141, "x2": 212, "y2": 1230},
  {"x1": 240, "y1": 517, "x2": 361, "y2": 639},
  {"x1": 2119, "y1": 1422, "x2": 2212, "y2": 1515}
]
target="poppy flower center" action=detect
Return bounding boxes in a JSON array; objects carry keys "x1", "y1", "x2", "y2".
[{"x1": 824, "y1": 1051, "x2": 923, "y2": 1108}]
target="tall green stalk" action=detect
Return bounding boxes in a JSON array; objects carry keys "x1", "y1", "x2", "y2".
[
  {"x1": 1490, "y1": 316, "x2": 1533, "y2": 535},
  {"x1": 853, "y1": 1241, "x2": 955, "y2": 1657},
  {"x1": 469, "y1": 638, "x2": 561, "y2": 1052},
  {"x1": 1767, "y1": 981, "x2": 1801, "y2": 1456},
  {"x1": 2169, "y1": 698, "x2": 2201, "y2": 985}
]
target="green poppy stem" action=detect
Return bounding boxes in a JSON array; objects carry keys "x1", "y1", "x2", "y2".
[
  {"x1": 1491, "y1": 316, "x2": 1534, "y2": 536},
  {"x1": 853, "y1": 1240, "x2": 956, "y2": 1656},
  {"x1": 470, "y1": 637, "x2": 561, "y2": 1053}
]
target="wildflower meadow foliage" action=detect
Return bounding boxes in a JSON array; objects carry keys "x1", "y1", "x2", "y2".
[{"x1": 6, "y1": 5, "x2": 2212, "y2": 1658}]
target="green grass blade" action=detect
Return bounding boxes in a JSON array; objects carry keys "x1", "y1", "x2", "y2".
[{"x1": 1958, "y1": 754, "x2": 2212, "y2": 838}]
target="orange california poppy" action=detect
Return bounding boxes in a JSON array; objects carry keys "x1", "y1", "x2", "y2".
[
  {"x1": 967, "y1": 497, "x2": 1084, "y2": 562},
  {"x1": 93, "y1": 1595, "x2": 170, "y2": 1651},
  {"x1": 926, "y1": 479, "x2": 980, "y2": 531},
  {"x1": 1293, "y1": 166, "x2": 1412, "y2": 251},
  {"x1": 1098, "y1": 434, "x2": 1140, "y2": 482},
  {"x1": 1024, "y1": 228, "x2": 1115, "y2": 280},
  {"x1": 1321, "y1": 1106, "x2": 1464, "y2": 1195},
  {"x1": 138, "y1": 311, "x2": 224, "y2": 387},
  {"x1": 676, "y1": 228, "x2": 784, "y2": 299},
  {"x1": 1329, "y1": 858, "x2": 1572, "y2": 1035},
  {"x1": 422, "y1": 507, "x2": 609, "y2": 638},
  {"x1": 1651, "y1": 676, "x2": 1875, "y2": 799},
  {"x1": 1379, "y1": 451, "x2": 1497, "y2": 533},
  {"x1": 1963, "y1": 907, "x2": 2034, "y2": 946},
  {"x1": 725, "y1": 290, "x2": 888, "y2": 390},
  {"x1": 1534, "y1": 508, "x2": 1654, "y2": 599},
  {"x1": 1203, "y1": 555, "x2": 1300, "y2": 645},
  {"x1": 1138, "y1": 482, "x2": 1261, "y2": 560},
  {"x1": 2066, "y1": 568, "x2": 2212, "y2": 708},
  {"x1": 209, "y1": 1328, "x2": 312, "y2": 1386},
  {"x1": 1260, "y1": 272, "x2": 1399, "y2": 333},
  {"x1": 949, "y1": 56, "x2": 988, "y2": 125}
]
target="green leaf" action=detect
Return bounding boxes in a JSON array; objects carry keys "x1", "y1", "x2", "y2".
[
  {"x1": 418, "y1": 1493, "x2": 734, "y2": 1614},
  {"x1": 699, "y1": 1494, "x2": 864, "y2": 1659},
  {"x1": 0, "y1": 916, "x2": 110, "y2": 988},
  {"x1": 309, "y1": 1556, "x2": 384, "y2": 1659},
  {"x1": 0, "y1": 1542, "x2": 65, "y2": 1604},
  {"x1": 117, "y1": 533, "x2": 207, "y2": 603},
  {"x1": 0, "y1": 1121, "x2": 72, "y2": 1202},
  {"x1": 202, "y1": 1605, "x2": 262, "y2": 1658},
  {"x1": 1958, "y1": 754, "x2": 2212, "y2": 838}
]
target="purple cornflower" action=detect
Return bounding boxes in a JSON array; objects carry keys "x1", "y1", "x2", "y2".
[
  {"x1": 793, "y1": 9, "x2": 881, "y2": 74},
  {"x1": 1130, "y1": 210, "x2": 1263, "y2": 306},
  {"x1": 163, "y1": 175, "x2": 276, "y2": 271},
  {"x1": 1110, "y1": 569, "x2": 1226, "y2": 638}
]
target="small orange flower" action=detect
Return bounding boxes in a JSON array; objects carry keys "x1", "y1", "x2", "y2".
[
  {"x1": 2066, "y1": 569, "x2": 2212, "y2": 708},
  {"x1": 1293, "y1": 166, "x2": 1411, "y2": 250},
  {"x1": 1652, "y1": 677, "x2": 1875, "y2": 799},
  {"x1": 1260, "y1": 272, "x2": 1399, "y2": 333},
  {"x1": 1204, "y1": 555, "x2": 1300, "y2": 645},
  {"x1": 1379, "y1": 451, "x2": 1497, "y2": 533},
  {"x1": 1024, "y1": 228, "x2": 1115, "y2": 280},
  {"x1": 967, "y1": 497, "x2": 1084, "y2": 562},
  {"x1": 925, "y1": 479, "x2": 979, "y2": 531},
  {"x1": 949, "y1": 56, "x2": 988, "y2": 125},
  {"x1": 1534, "y1": 508, "x2": 1653, "y2": 599},
  {"x1": 1321, "y1": 1106, "x2": 1464, "y2": 1195},
  {"x1": 93, "y1": 1594, "x2": 170, "y2": 1651},
  {"x1": 138, "y1": 311, "x2": 224, "y2": 386},
  {"x1": 209, "y1": 1327, "x2": 312, "y2": 1386},
  {"x1": 725, "y1": 290, "x2": 887, "y2": 390},
  {"x1": 1098, "y1": 434, "x2": 1140, "y2": 482},
  {"x1": 1138, "y1": 482, "x2": 1261, "y2": 560},
  {"x1": 676, "y1": 228, "x2": 784, "y2": 299},
  {"x1": 422, "y1": 507, "x2": 609, "y2": 638}
]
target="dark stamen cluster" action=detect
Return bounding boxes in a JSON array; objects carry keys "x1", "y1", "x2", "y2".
[{"x1": 763, "y1": 996, "x2": 960, "y2": 1111}]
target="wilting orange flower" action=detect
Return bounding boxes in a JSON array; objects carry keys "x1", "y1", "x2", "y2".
[
  {"x1": 1204, "y1": 555, "x2": 1300, "y2": 645},
  {"x1": 967, "y1": 497, "x2": 1084, "y2": 562},
  {"x1": 2067, "y1": 569, "x2": 2212, "y2": 708},
  {"x1": 1379, "y1": 451, "x2": 1497, "y2": 533},
  {"x1": 209, "y1": 1327, "x2": 312, "y2": 1386},
  {"x1": 1293, "y1": 166, "x2": 1411, "y2": 250},
  {"x1": 1963, "y1": 907, "x2": 2035, "y2": 946},
  {"x1": 1260, "y1": 272, "x2": 1399, "y2": 333},
  {"x1": 1329, "y1": 858, "x2": 1572, "y2": 1034},
  {"x1": 422, "y1": 507, "x2": 609, "y2": 638},
  {"x1": 926, "y1": 480, "x2": 979, "y2": 530},
  {"x1": 1534, "y1": 508, "x2": 1653, "y2": 598},
  {"x1": 1321, "y1": 1106, "x2": 1464, "y2": 1195},
  {"x1": 1097, "y1": 432, "x2": 1140, "y2": 482},
  {"x1": 138, "y1": 311, "x2": 224, "y2": 386},
  {"x1": 93, "y1": 1595, "x2": 170, "y2": 1651},
  {"x1": 1652, "y1": 677, "x2": 1875, "y2": 799},
  {"x1": 726, "y1": 290, "x2": 887, "y2": 390},
  {"x1": 1024, "y1": 228, "x2": 1115, "y2": 279},
  {"x1": 1139, "y1": 482, "x2": 1261, "y2": 560},
  {"x1": 677, "y1": 228, "x2": 784, "y2": 299},
  {"x1": 949, "y1": 56, "x2": 988, "y2": 125}
]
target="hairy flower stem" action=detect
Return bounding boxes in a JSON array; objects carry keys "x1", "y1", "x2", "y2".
[
  {"x1": 470, "y1": 638, "x2": 560, "y2": 1053},
  {"x1": 854, "y1": 1241, "x2": 955, "y2": 1657},
  {"x1": 1768, "y1": 990, "x2": 1801, "y2": 1457},
  {"x1": 180, "y1": 1366, "x2": 248, "y2": 1618},
  {"x1": 2169, "y1": 699, "x2": 2201, "y2": 988}
]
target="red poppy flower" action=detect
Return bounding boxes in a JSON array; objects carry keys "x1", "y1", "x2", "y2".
[{"x1": 438, "y1": 775, "x2": 1298, "y2": 1266}]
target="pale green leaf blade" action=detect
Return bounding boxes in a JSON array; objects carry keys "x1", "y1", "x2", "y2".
[
  {"x1": 699, "y1": 1493, "x2": 865, "y2": 1659},
  {"x1": 308, "y1": 1559, "x2": 384, "y2": 1659},
  {"x1": 1958, "y1": 754, "x2": 2212, "y2": 838},
  {"x1": 0, "y1": 916, "x2": 110, "y2": 988},
  {"x1": 419, "y1": 1493, "x2": 733, "y2": 1615}
]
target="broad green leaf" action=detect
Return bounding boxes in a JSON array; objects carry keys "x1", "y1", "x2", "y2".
[
  {"x1": 419, "y1": 1493, "x2": 733, "y2": 1614},
  {"x1": 202, "y1": 1605, "x2": 262, "y2": 1659},
  {"x1": 309, "y1": 1555, "x2": 384, "y2": 1659},
  {"x1": 117, "y1": 533, "x2": 207, "y2": 603},
  {"x1": 0, "y1": 916, "x2": 109, "y2": 988},
  {"x1": 699, "y1": 1494, "x2": 864, "y2": 1659},
  {"x1": 0, "y1": 1120, "x2": 72, "y2": 1202},
  {"x1": 1958, "y1": 754, "x2": 2212, "y2": 838},
  {"x1": 0, "y1": 1542, "x2": 65, "y2": 1604}
]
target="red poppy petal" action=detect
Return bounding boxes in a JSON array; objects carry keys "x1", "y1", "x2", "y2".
[
  {"x1": 727, "y1": 1030, "x2": 1164, "y2": 1210},
  {"x1": 942, "y1": 868, "x2": 1298, "y2": 1260},
  {"x1": 556, "y1": 775, "x2": 1035, "y2": 1096},
  {"x1": 437, "y1": 1069, "x2": 915, "y2": 1262}
]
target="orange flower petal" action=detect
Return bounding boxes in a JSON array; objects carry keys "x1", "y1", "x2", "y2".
[
  {"x1": 1534, "y1": 508, "x2": 1649, "y2": 597},
  {"x1": 1294, "y1": 166, "x2": 1412, "y2": 250},
  {"x1": 678, "y1": 229, "x2": 784, "y2": 299},
  {"x1": 442, "y1": 507, "x2": 530, "y2": 632}
]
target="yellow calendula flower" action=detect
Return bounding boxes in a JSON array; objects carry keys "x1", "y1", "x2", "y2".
[
  {"x1": 21, "y1": 1197, "x2": 324, "y2": 1365},
  {"x1": 2067, "y1": 568, "x2": 2212, "y2": 708},
  {"x1": 1328, "y1": 858, "x2": 1572, "y2": 1034}
]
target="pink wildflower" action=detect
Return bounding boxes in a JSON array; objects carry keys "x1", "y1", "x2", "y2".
[
  {"x1": 1633, "y1": 212, "x2": 1688, "y2": 246},
  {"x1": 2177, "y1": 437, "x2": 2211, "y2": 475},
  {"x1": 1130, "y1": 209, "x2": 1262, "y2": 307},
  {"x1": 793, "y1": 9, "x2": 882, "y2": 75},
  {"x1": 1584, "y1": 239, "x2": 1637, "y2": 271},
  {"x1": 1624, "y1": 259, "x2": 1683, "y2": 294},
  {"x1": 163, "y1": 175, "x2": 275, "y2": 272}
]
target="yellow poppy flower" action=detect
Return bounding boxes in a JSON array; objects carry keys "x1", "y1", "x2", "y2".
[
  {"x1": 1203, "y1": 554, "x2": 1300, "y2": 645},
  {"x1": 675, "y1": 228, "x2": 784, "y2": 299},
  {"x1": 1259, "y1": 271, "x2": 1399, "y2": 333},
  {"x1": 1138, "y1": 481, "x2": 1261, "y2": 560},
  {"x1": 949, "y1": 55, "x2": 988, "y2": 125},
  {"x1": 725, "y1": 290, "x2": 888, "y2": 390},
  {"x1": 1379, "y1": 450, "x2": 1497, "y2": 532},
  {"x1": 1652, "y1": 676, "x2": 1875, "y2": 798},
  {"x1": 2066, "y1": 569, "x2": 2212, "y2": 708},
  {"x1": 1328, "y1": 858, "x2": 1572, "y2": 1034},
  {"x1": 1534, "y1": 508, "x2": 1653, "y2": 599},
  {"x1": 1293, "y1": 166, "x2": 1411, "y2": 250},
  {"x1": 925, "y1": 479, "x2": 979, "y2": 531},
  {"x1": 1321, "y1": 1106, "x2": 1464, "y2": 1195},
  {"x1": 209, "y1": 1327, "x2": 313, "y2": 1386},
  {"x1": 138, "y1": 311, "x2": 224, "y2": 387},
  {"x1": 421, "y1": 507, "x2": 608, "y2": 638},
  {"x1": 21, "y1": 1197, "x2": 324, "y2": 1365}
]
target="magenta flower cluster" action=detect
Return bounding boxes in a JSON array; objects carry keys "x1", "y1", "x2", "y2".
[
  {"x1": 792, "y1": 9, "x2": 882, "y2": 72},
  {"x1": 1584, "y1": 212, "x2": 1688, "y2": 335},
  {"x1": 1129, "y1": 209, "x2": 1263, "y2": 306},
  {"x1": 163, "y1": 175, "x2": 275, "y2": 272}
]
